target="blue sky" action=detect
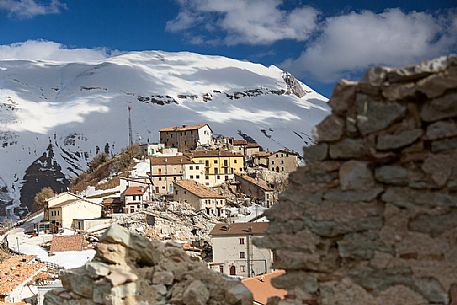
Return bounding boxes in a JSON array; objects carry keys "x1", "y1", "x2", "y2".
[{"x1": 0, "y1": 0, "x2": 456, "y2": 96}]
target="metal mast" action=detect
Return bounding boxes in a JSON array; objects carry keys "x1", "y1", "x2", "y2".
[{"x1": 128, "y1": 105, "x2": 133, "y2": 146}]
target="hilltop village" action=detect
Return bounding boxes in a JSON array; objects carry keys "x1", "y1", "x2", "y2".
[{"x1": 0, "y1": 123, "x2": 299, "y2": 305}]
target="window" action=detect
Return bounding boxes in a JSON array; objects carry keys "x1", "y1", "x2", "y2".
[
  {"x1": 214, "y1": 168, "x2": 218, "y2": 174},
  {"x1": 240, "y1": 252, "x2": 245, "y2": 259},
  {"x1": 206, "y1": 175, "x2": 209, "y2": 180},
  {"x1": 196, "y1": 166, "x2": 199, "y2": 170},
  {"x1": 190, "y1": 166, "x2": 193, "y2": 170},
  {"x1": 175, "y1": 190, "x2": 178, "y2": 195},
  {"x1": 196, "y1": 175, "x2": 200, "y2": 179},
  {"x1": 174, "y1": 177, "x2": 177, "y2": 181},
  {"x1": 282, "y1": 167, "x2": 285, "y2": 171},
  {"x1": 239, "y1": 168, "x2": 242, "y2": 172},
  {"x1": 214, "y1": 160, "x2": 218, "y2": 164},
  {"x1": 159, "y1": 177, "x2": 162, "y2": 181},
  {"x1": 281, "y1": 160, "x2": 284, "y2": 164},
  {"x1": 240, "y1": 238, "x2": 245, "y2": 245},
  {"x1": 240, "y1": 265, "x2": 246, "y2": 273},
  {"x1": 271, "y1": 160, "x2": 275, "y2": 165},
  {"x1": 233, "y1": 160, "x2": 237, "y2": 164},
  {"x1": 219, "y1": 265, "x2": 224, "y2": 273},
  {"x1": 190, "y1": 175, "x2": 194, "y2": 179},
  {"x1": 162, "y1": 186, "x2": 165, "y2": 189},
  {"x1": 217, "y1": 175, "x2": 220, "y2": 180}
]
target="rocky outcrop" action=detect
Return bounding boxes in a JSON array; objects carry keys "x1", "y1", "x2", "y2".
[
  {"x1": 259, "y1": 55, "x2": 457, "y2": 305},
  {"x1": 44, "y1": 224, "x2": 252, "y2": 305}
]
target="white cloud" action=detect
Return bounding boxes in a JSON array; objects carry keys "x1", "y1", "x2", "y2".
[
  {"x1": 0, "y1": 40, "x2": 111, "y2": 62},
  {"x1": 0, "y1": 0, "x2": 66, "y2": 18},
  {"x1": 166, "y1": 0, "x2": 319, "y2": 45},
  {"x1": 283, "y1": 9, "x2": 457, "y2": 82}
]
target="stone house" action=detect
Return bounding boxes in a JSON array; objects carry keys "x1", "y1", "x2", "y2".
[
  {"x1": 121, "y1": 185, "x2": 151, "y2": 214},
  {"x1": 190, "y1": 149, "x2": 244, "y2": 185},
  {"x1": 245, "y1": 143, "x2": 261, "y2": 157},
  {"x1": 173, "y1": 180, "x2": 226, "y2": 216},
  {"x1": 0, "y1": 255, "x2": 46, "y2": 303},
  {"x1": 251, "y1": 151, "x2": 272, "y2": 168},
  {"x1": 228, "y1": 139, "x2": 248, "y2": 155},
  {"x1": 149, "y1": 155, "x2": 194, "y2": 195},
  {"x1": 234, "y1": 174, "x2": 276, "y2": 208},
  {"x1": 159, "y1": 123, "x2": 213, "y2": 152},
  {"x1": 209, "y1": 222, "x2": 273, "y2": 278},
  {"x1": 268, "y1": 149, "x2": 299, "y2": 173},
  {"x1": 43, "y1": 192, "x2": 102, "y2": 231}
]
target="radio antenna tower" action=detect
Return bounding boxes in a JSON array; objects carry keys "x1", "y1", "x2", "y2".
[{"x1": 128, "y1": 104, "x2": 133, "y2": 146}]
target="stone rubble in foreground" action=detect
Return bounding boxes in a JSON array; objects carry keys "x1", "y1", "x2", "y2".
[{"x1": 44, "y1": 224, "x2": 252, "y2": 305}]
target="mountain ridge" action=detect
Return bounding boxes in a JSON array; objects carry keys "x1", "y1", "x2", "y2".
[{"x1": 0, "y1": 50, "x2": 329, "y2": 219}]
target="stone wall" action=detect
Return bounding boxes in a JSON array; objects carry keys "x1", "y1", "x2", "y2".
[
  {"x1": 257, "y1": 55, "x2": 457, "y2": 305},
  {"x1": 44, "y1": 224, "x2": 252, "y2": 305}
]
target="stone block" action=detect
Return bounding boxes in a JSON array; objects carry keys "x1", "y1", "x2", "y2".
[
  {"x1": 339, "y1": 161, "x2": 374, "y2": 190},
  {"x1": 374, "y1": 165, "x2": 409, "y2": 185},
  {"x1": 376, "y1": 129, "x2": 423, "y2": 150},
  {"x1": 314, "y1": 115, "x2": 345, "y2": 142},
  {"x1": 426, "y1": 120, "x2": 457, "y2": 140},
  {"x1": 303, "y1": 143, "x2": 328, "y2": 161},
  {"x1": 356, "y1": 95, "x2": 406, "y2": 135},
  {"x1": 421, "y1": 91, "x2": 457, "y2": 122}
]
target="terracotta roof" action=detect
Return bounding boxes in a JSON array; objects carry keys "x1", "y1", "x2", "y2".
[
  {"x1": 150, "y1": 155, "x2": 193, "y2": 165},
  {"x1": 49, "y1": 235, "x2": 83, "y2": 253},
  {"x1": 160, "y1": 123, "x2": 209, "y2": 132},
  {"x1": 246, "y1": 143, "x2": 261, "y2": 148},
  {"x1": 210, "y1": 222, "x2": 269, "y2": 236},
  {"x1": 232, "y1": 139, "x2": 248, "y2": 146},
  {"x1": 191, "y1": 150, "x2": 243, "y2": 158},
  {"x1": 253, "y1": 151, "x2": 272, "y2": 157},
  {"x1": 102, "y1": 197, "x2": 123, "y2": 204},
  {"x1": 175, "y1": 180, "x2": 225, "y2": 199},
  {"x1": 272, "y1": 149, "x2": 299, "y2": 156},
  {"x1": 242, "y1": 271, "x2": 287, "y2": 305},
  {"x1": 0, "y1": 255, "x2": 45, "y2": 296},
  {"x1": 123, "y1": 186, "x2": 147, "y2": 196},
  {"x1": 235, "y1": 174, "x2": 273, "y2": 191}
]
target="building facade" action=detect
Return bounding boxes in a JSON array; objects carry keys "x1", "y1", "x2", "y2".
[
  {"x1": 44, "y1": 193, "x2": 102, "y2": 231},
  {"x1": 268, "y1": 149, "x2": 299, "y2": 173},
  {"x1": 190, "y1": 150, "x2": 244, "y2": 184},
  {"x1": 149, "y1": 156, "x2": 194, "y2": 195},
  {"x1": 159, "y1": 124, "x2": 213, "y2": 152},
  {"x1": 210, "y1": 222, "x2": 273, "y2": 278},
  {"x1": 173, "y1": 180, "x2": 226, "y2": 216},
  {"x1": 121, "y1": 185, "x2": 151, "y2": 213},
  {"x1": 234, "y1": 174, "x2": 276, "y2": 208}
]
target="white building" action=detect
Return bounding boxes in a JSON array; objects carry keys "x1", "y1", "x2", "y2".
[
  {"x1": 173, "y1": 180, "x2": 226, "y2": 216},
  {"x1": 121, "y1": 185, "x2": 151, "y2": 213},
  {"x1": 210, "y1": 222, "x2": 273, "y2": 278}
]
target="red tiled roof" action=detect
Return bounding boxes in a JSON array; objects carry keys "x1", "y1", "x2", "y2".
[
  {"x1": 49, "y1": 235, "x2": 84, "y2": 253},
  {"x1": 0, "y1": 255, "x2": 44, "y2": 295},
  {"x1": 235, "y1": 174, "x2": 273, "y2": 191},
  {"x1": 210, "y1": 222, "x2": 269, "y2": 236},
  {"x1": 242, "y1": 271, "x2": 287, "y2": 305},
  {"x1": 150, "y1": 156, "x2": 193, "y2": 165},
  {"x1": 191, "y1": 149, "x2": 243, "y2": 158},
  {"x1": 175, "y1": 180, "x2": 225, "y2": 199},
  {"x1": 160, "y1": 124, "x2": 208, "y2": 132},
  {"x1": 232, "y1": 139, "x2": 248, "y2": 146},
  {"x1": 122, "y1": 186, "x2": 147, "y2": 196}
]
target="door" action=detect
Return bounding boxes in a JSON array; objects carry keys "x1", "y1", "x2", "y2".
[{"x1": 229, "y1": 265, "x2": 236, "y2": 275}]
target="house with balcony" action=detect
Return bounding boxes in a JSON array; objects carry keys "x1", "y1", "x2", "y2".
[
  {"x1": 189, "y1": 149, "x2": 244, "y2": 187},
  {"x1": 121, "y1": 185, "x2": 151, "y2": 213}
]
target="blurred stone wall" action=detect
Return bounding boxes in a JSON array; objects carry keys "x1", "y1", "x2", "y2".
[{"x1": 258, "y1": 55, "x2": 457, "y2": 305}]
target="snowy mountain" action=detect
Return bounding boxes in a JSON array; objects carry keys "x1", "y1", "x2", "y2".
[{"x1": 0, "y1": 50, "x2": 328, "y2": 220}]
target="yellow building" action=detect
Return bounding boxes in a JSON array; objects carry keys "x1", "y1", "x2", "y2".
[{"x1": 190, "y1": 150, "x2": 244, "y2": 178}]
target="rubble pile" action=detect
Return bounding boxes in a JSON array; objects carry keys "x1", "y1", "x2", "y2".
[
  {"x1": 44, "y1": 224, "x2": 252, "y2": 305},
  {"x1": 114, "y1": 202, "x2": 221, "y2": 242},
  {"x1": 258, "y1": 55, "x2": 457, "y2": 305}
]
